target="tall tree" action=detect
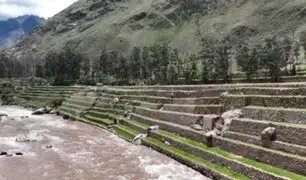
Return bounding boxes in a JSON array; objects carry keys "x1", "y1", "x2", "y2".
[
  {"x1": 130, "y1": 47, "x2": 141, "y2": 80},
  {"x1": 215, "y1": 38, "x2": 231, "y2": 83},
  {"x1": 141, "y1": 46, "x2": 150, "y2": 80},
  {"x1": 259, "y1": 37, "x2": 282, "y2": 82},
  {"x1": 236, "y1": 44, "x2": 259, "y2": 81}
]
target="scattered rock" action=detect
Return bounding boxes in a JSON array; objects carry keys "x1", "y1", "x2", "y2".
[
  {"x1": 46, "y1": 145, "x2": 53, "y2": 149},
  {"x1": 220, "y1": 91, "x2": 229, "y2": 97},
  {"x1": 20, "y1": 116, "x2": 29, "y2": 119},
  {"x1": 112, "y1": 97, "x2": 119, "y2": 104},
  {"x1": 63, "y1": 115, "x2": 70, "y2": 120},
  {"x1": 6, "y1": 154, "x2": 13, "y2": 157},
  {"x1": 15, "y1": 152, "x2": 23, "y2": 156},
  {"x1": 191, "y1": 124, "x2": 203, "y2": 131},
  {"x1": 221, "y1": 109, "x2": 243, "y2": 136},
  {"x1": 0, "y1": 113, "x2": 8, "y2": 122},
  {"x1": 0, "y1": 151, "x2": 7, "y2": 156},
  {"x1": 148, "y1": 125, "x2": 159, "y2": 131},
  {"x1": 0, "y1": 113, "x2": 8, "y2": 117},
  {"x1": 56, "y1": 111, "x2": 60, "y2": 116},
  {"x1": 261, "y1": 127, "x2": 277, "y2": 147},
  {"x1": 44, "y1": 107, "x2": 53, "y2": 114},
  {"x1": 165, "y1": 141, "x2": 170, "y2": 145},
  {"x1": 49, "y1": 110, "x2": 57, "y2": 114},
  {"x1": 32, "y1": 108, "x2": 45, "y2": 115},
  {"x1": 16, "y1": 135, "x2": 31, "y2": 142},
  {"x1": 132, "y1": 134, "x2": 147, "y2": 145}
]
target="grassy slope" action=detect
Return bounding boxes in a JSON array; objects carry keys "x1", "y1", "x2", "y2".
[{"x1": 9, "y1": 0, "x2": 306, "y2": 64}]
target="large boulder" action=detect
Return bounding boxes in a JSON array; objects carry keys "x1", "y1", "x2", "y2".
[
  {"x1": 221, "y1": 109, "x2": 243, "y2": 135},
  {"x1": 32, "y1": 108, "x2": 45, "y2": 115},
  {"x1": 0, "y1": 113, "x2": 8, "y2": 121},
  {"x1": 191, "y1": 114, "x2": 220, "y2": 131},
  {"x1": 44, "y1": 107, "x2": 53, "y2": 114},
  {"x1": 261, "y1": 127, "x2": 277, "y2": 147}
]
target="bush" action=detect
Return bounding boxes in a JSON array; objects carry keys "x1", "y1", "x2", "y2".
[{"x1": 79, "y1": 75, "x2": 97, "y2": 86}]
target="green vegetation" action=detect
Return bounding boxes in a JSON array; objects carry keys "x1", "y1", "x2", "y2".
[{"x1": 146, "y1": 137, "x2": 249, "y2": 180}]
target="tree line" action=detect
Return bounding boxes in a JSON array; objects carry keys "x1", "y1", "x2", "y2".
[{"x1": 1, "y1": 33, "x2": 306, "y2": 85}]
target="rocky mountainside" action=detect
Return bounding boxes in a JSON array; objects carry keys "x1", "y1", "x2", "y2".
[
  {"x1": 7, "y1": 0, "x2": 306, "y2": 62},
  {"x1": 0, "y1": 15, "x2": 44, "y2": 48}
]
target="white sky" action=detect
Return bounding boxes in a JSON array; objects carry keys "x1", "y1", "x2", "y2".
[{"x1": 0, "y1": 0, "x2": 78, "y2": 20}]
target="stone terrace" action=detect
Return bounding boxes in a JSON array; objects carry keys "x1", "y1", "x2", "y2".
[{"x1": 53, "y1": 83, "x2": 306, "y2": 179}]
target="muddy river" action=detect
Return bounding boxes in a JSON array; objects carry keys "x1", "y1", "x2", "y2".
[{"x1": 0, "y1": 106, "x2": 209, "y2": 180}]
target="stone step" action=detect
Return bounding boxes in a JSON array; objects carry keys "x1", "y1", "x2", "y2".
[
  {"x1": 213, "y1": 136, "x2": 306, "y2": 176},
  {"x1": 242, "y1": 106, "x2": 306, "y2": 124},
  {"x1": 103, "y1": 88, "x2": 225, "y2": 98},
  {"x1": 68, "y1": 96, "x2": 97, "y2": 102},
  {"x1": 27, "y1": 90, "x2": 77, "y2": 94},
  {"x1": 134, "y1": 107, "x2": 216, "y2": 129},
  {"x1": 65, "y1": 99, "x2": 94, "y2": 107},
  {"x1": 224, "y1": 131, "x2": 306, "y2": 157},
  {"x1": 230, "y1": 118, "x2": 306, "y2": 146},
  {"x1": 86, "y1": 110, "x2": 120, "y2": 121},
  {"x1": 112, "y1": 82, "x2": 306, "y2": 91},
  {"x1": 229, "y1": 87, "x2": 306, "y2": 96},
  {"x1": 61, "y1": 102, "x2": 89, "y2": 111},
  {"x1": 122, "y1": 120, "x2": 292, "y2": 179},
  {"x1": 142, "y1": 139, "x2": 238, "y2": 180},
  {"x1": 97, "y1": 100, "x2": 161, "y2": 110},
  {"x1": 19, "y1": 95, "x2": 64, "y2": 100},
  {"x1": 111, "y1": 122, "x2": 238, "y2": 179},
  {"x1": 163, "y1": 104, "x2": 223, "y2": 114},
  {"x1": 130, "y1": 113, "x2": 207, "y2": 143},
  {"x1": 84, "y1": 114, "x2": 113, "y2": 127},
  {"x1": 58, "y1": 106, "x2": 81, "y2": 116},
  {"x1": 21, "y1": 92, "x2": 70, "y2": 98},
  {"x1": 102, "y1": 93, "x2": 220, "y2": 105},
  {"x1": 223, "y1": 94, "x2": 306, "y2": 109},
  {"x1": 31, "y1": 86, "x2": 83, "y2": 90}
]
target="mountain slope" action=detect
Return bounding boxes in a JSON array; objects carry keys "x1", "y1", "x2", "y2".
[
  {"x1": 0, "y1": 15, "x2": 44, "y2": 48},
  {"x1": 7, "y1": 0, "x2": 306, "y2": 62}
]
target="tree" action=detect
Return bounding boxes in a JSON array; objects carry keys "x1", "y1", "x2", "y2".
[
  {"x1": 170, "y1": 48, "x2": 182, "y2": 77},
  {"x1": 0, "y1": 52, "x2": 9, "y2": 78},
  {"x1": 301, "y1": 31, "x2": 306, "y2": 57},
  {"x1": 199, "y1": 37, "x2": 218, "y2": 82},
  {"x1": 115, "y1": 54, "x2": 129, "y2": 84},
  {"x1": 167, "y1": 64, "x2": 178, "y2": 84},
  {"x1": 292, "y1": 42, "x2": 300, "y2": 76},
  {"x1": 99, "y1": 49, "x2": 111, "y2": 76},
  {"x1": 141, "y1": 46, "x2": 150, "y2": 80},
  {"x1": 215, "y1": 38, "x2": 231, "y2": 83},
  {"x1": 35, "y1": 63, "x2": 44, "y2": 78},
  {"x1": 280, "y1": 36, "x2": 292, "y2": 75},
  {"x1": 236, "y1": 44, "x2": 259, "y2": 81},
  {"x1": 259, "y1": 37, "x2": 282, "y2": 82},
  {"x1": 130, "y1": 47, "x2": 141, "y2": 81}
]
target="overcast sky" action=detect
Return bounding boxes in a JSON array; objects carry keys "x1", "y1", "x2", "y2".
[{"x1": 0, "y1": 0, "x2": 78, "y2": 20}]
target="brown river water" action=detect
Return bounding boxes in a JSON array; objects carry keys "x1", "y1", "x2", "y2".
[{"x1": 0, "y1": 106, "x2": 210, "y2": 180}]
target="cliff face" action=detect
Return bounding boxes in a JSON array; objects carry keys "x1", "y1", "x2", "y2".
[
  {"x1": 6, "y1": 0, "x2": 306, "y2": 62},
  {"x1": 0, "y1": 15, "x2": 44, "y2": 48}
]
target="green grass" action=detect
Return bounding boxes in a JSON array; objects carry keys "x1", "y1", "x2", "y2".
[
  {"x1": 84, "y1": 114, "x2": 113, "y2": 125},
  {"x1": 146, "y1": 137, "x2": 249, "y2": 180},
  {"x1": 157, "y1": 130, "x2": 306, "y2": 180}
]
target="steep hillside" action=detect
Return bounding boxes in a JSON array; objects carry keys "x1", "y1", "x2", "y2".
[
  {"x1": 0, "y1": 15, "x2": 44, "y2": 48},
  {"x1": 7, "y1": 0, "x2": 306, "y2": 62}
]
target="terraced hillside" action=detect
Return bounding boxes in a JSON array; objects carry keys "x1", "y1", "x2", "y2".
[
  {"x1": 55, "y1": 83, "x2": 306, "y2": 180},
  {"x1": 15, "y1": 86, "x2": 84, "y2": 107}
]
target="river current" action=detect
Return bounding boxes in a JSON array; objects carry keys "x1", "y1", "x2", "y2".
[{"x1": 0, "y1": 106, "x2": 209, "y2": 180}]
